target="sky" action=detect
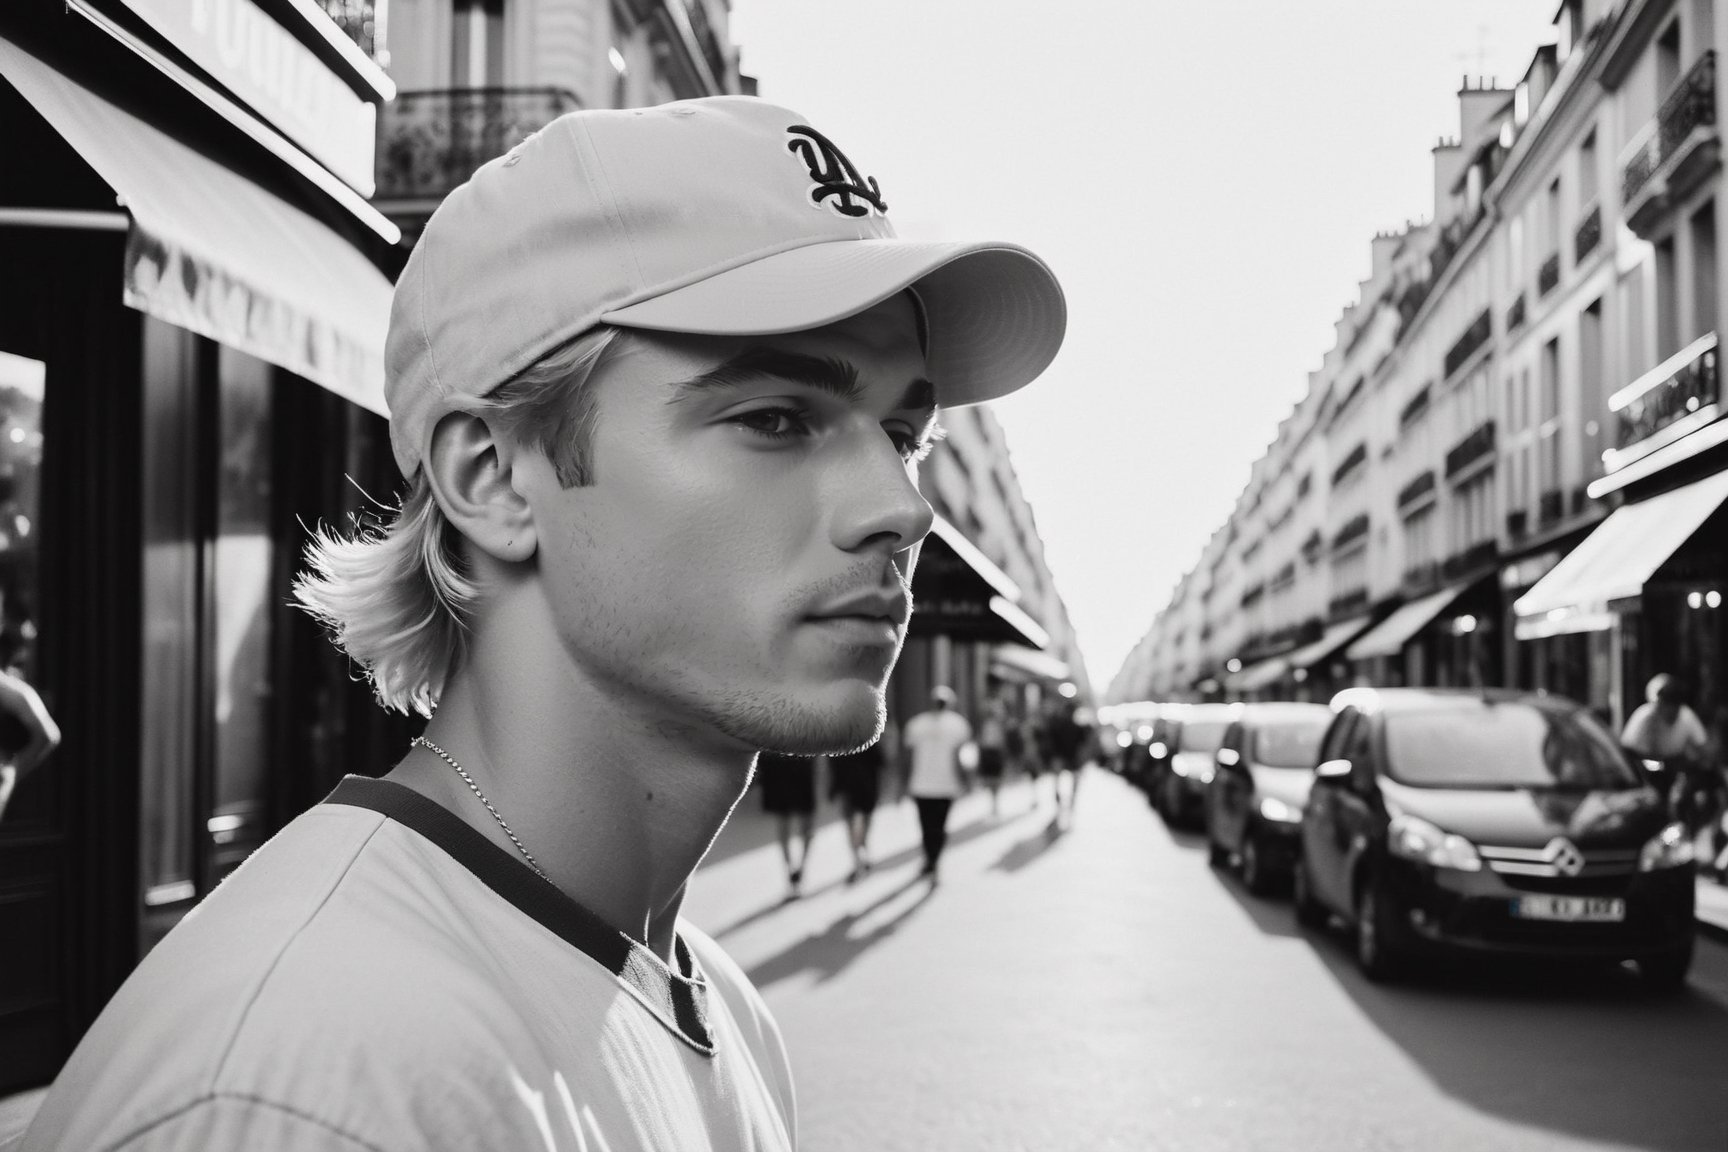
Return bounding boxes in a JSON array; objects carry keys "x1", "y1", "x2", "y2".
[{"x1": 728, "y1": 0, "x2": 1560, "y2": 689}]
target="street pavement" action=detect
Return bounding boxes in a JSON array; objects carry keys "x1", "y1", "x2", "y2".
[{"x1": 685, "y1": 768, "x2": 1728, "y2": 1152}]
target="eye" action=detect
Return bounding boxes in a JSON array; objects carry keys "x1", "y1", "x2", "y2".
[{"x1": 730, "y1": 406, "x2": 811, "y2": 441}]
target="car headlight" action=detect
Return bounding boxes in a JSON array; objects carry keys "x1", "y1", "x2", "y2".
[
  {"x1": 1639, "y1": 822, "x2": 1696, "y2": 872},
  {"x1": 1115, "y1": 730, "x2": 1133, "y2": 748},
  {"x1": 1149, "y1": 742, "x2": 1168, "y2": 759},
  {"x1": 1387, "y1": 814, "x2": 1482, "y2": 871},
  {"x1": 1258, "y1": 796, "x2": 1302, "y2": 823}
]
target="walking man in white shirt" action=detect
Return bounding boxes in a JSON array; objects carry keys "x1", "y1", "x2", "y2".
[
  {"x1": 21, "y1": 98, "x2": 1064, "y2": 1151},
  {"x1": 904, "y1": 686, "x2": 975, "y2": 883}
]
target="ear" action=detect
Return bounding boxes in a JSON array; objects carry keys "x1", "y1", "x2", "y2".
[{"x1": 423, "y1": 410, "x2": 538, "y2": 565}]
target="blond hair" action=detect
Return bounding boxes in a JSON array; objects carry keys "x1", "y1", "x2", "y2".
[{"x1": 293, "y1": 326, "x2": 628, "y2": 716}]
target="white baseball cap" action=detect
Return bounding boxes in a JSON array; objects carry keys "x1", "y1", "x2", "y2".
[{"x1": 385, "y1": 96, "x2": 1066, "y2": 477}]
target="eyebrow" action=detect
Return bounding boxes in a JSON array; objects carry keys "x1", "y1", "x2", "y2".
[{"x1": 669, "y1": 347, "x2": 940, "y2": 419}]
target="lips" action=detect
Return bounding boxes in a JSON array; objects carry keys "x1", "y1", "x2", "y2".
[{"x1": 808, "y1": 588, "x2": 911, "y2": 628}]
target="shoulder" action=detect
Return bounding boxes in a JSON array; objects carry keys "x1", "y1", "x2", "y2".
[
  {"x1": 25, "y1": 806, "x2": 537, "y2": 1152},
  {"x1": 86, "y1": 1095, "x2": 385, "y2": 1152},
  {"x1": 680, "y1": 926, "x2": 796, "y2": 1135}
]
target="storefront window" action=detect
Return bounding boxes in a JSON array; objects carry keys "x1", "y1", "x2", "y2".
[
  {"x1": 209, "y1": 347, "x2": 273, "y2": 878},
  {"x1": 0, "y1": 352, "x2": 44, "y2": 683}
]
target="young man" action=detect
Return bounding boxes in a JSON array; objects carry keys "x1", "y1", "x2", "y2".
[
  {"x1": 903, "y1": 686, "x2": 974, "y2": 881},
  {"x1": 21, "y1": 98, "x2": 1063, "y2": 1151}
]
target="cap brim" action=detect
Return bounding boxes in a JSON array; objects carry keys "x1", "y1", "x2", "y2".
[{"x1": 599, "y1": 239, "x2": 1065, "y2": 406}]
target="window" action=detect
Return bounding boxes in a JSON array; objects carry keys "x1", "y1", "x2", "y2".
[
  {"x1": 1656, "y1": 236, "x2": 1680, "y2": 361},
  {"x1": 1657, "y1": 20, "x2": 1681, "y2": 98},
  {"x1": 1579, "y1": 129, "x2": 1598, "y2": 205},
  {"x1": 1580, "y1": 299, "x2": 1604, "y2": 475},
  {"x1": 452, "y1": 0, "x2": 506, "y2": 87},
  {"x1": 1691, "y1": 201, "x2": 1716, "y2": 343}
]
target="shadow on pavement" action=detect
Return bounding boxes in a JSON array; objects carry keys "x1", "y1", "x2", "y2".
[
  {"x1": 745, "y1": 874, "x2": 936, "y2": 990},
  {"x1": 709, "y1": 804, "x2": 1034, "y2": 940},
  {"x1": 1208, "y1": 864, "x2": 1303, "y2": 940},
  {"x1": 989, "y1": 814, "x2": 1068, "y2": 874},
  {"x1": 1302, "y1": 923, "x2": 1728, "y2": 1151}
]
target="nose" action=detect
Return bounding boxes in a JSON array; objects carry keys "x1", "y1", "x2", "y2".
[{"x1": 829, "y1": 428, "x2": 935, "y2": 558}]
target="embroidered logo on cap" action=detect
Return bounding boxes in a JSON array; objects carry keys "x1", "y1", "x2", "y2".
[{"x1": 786, "y1": 125, "x2": 887, "y2": 219}]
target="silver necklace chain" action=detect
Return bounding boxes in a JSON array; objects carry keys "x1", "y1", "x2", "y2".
[{"x1": 411, "y1": 736, "x2": 550, "y2": 882}]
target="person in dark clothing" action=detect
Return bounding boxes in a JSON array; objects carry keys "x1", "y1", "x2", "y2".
[
  {"x1": 829, "y1": 716, "x2": 895, "y2": 882},
  {"x1": 758, "y1": 752, "x2": 818, "y2": 898}
]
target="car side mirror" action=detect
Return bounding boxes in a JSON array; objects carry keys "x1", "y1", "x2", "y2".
[{"x1": 1314, "y1": 758, "x2": 1352, "y2": 782}]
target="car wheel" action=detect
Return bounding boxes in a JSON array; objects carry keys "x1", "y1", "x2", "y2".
[
  {"x1": 1354, "y1": 876, "x2": 1406, "y2": 983},
  {"x1": 1207, "y1": 834, "x2": 1229, "y2": 868},
  {"x1": 1241, "y1": 833, "x2": 1270, "y2": 896},
  {"x1": 1162, "y1": 777, "x2": 1185, "y2": 826},
  {"x1": 1292, "y1": 856, "x2": 1326, "y2": 929},
  {"x1": 1637, "y1": 940, "x2": 1694, "y2": 994}
]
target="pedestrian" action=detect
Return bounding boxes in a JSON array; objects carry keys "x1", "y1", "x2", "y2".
[
  {"x1": 903, "y1": 686, "x2": 974, "y2": 882},
  {"x1": 829, "y1": 715, "x2": 895, "y2": 883},
  {"x1": 758, "y1": 752, "x2": 818, "y2": 899},
  {"x1": 1023, "y1": 711, "x2": 1053, "y2": 808},
  {"x1": 1044, "y1": 701, "x2": 1089, "y2": 815},
  {"x1": 19, "y1": 97, "x2": 1064, "y2": 1152},
  {"x1": 1621, "y1": 673, "x2": 1709, "y2": 806},
  {"x1": 0, "y1": 667, "x2": 58, "y2": 824},
  {"x1": 976, "y1": 695, "x2": 1009, "y2": 817}
]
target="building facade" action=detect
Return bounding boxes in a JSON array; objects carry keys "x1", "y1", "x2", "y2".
[{"x1": 1113, "y1": 0, "x2": 1728, "y2": 742}]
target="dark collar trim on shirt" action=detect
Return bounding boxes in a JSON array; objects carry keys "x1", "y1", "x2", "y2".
[{"x1": 324, "y1": 775, "x2": 715, "y2": 1056}]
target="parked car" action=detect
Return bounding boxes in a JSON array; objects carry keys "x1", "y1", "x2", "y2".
[
  {"x1": 1137, "y1": 707, "x2": 1183, "y2": 794},
  {"x1": 1205, "y1": 702, "x2": 1332, "y2": 893},
  {"x1": 1293, "y1": 688, "x2": 1696, "y2": 989},
  {"x1": 1156, "y1": 703, "x2": 1238, "y2": 828}
]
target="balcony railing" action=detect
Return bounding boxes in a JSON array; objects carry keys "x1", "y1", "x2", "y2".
[
  {"x1": 316, "y1": 0, "x2": 385, "y2": 59},
  {"x1": 1445, "y1": 419, "x2": 1497, "y2": 479},
  {"x1": 1444, "y1": 309, "x2": 1492, "y2": 378},
  {"x1": 377, "y1": 88, "x2": 582, "y2": 202},
  {"x1": 1331, "y1": 442, "x2": 1367, "y2": 487},
  {"x1": 1605, "y1": 332, "x2": 1721, "y2": 469},
  {"x1": 1441, "y1": 540, "x2": 1499, "y2": 580},
  {"x1": 1331, "y1": 514, "x2": 1370, "y2": 553},
  {"x1": 1397, "y1": 470, "x2": 1436, "y2": 512},
  {"x1": 1538, "y1": 489, "x2": 1565, "y2": 526},
  {"x1": 1623, "y1": 50, "x2": 1717, "y2": 206},
  {"x1": 1574, "y1": 203, "x2": 1602, "y2": 263},
  {"x1": 1402, "y1": 561, "x2": 1440, "y2": 594},
  {"x1": 1537, "y1": 252, "x2": 1561, "y2": 297},
  {"x1": 1506, "y1": 294, "x2": 1527, "y2": 332},
  {"x1": 1329, "y1": 589, "x2": 1369, "y2": 618}
]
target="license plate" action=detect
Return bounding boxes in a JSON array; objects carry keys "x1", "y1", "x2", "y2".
[{"x1": 1511, "y1": 896, "x2": 1626, "y2": 922}]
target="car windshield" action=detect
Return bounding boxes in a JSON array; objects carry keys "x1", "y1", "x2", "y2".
[
  {"x1": 1179, "y1": 721, "x2": 1230, "y2": 753},
  {"x1": 1251, "y1": 719, "x2": 1327, "y2": 768},
  {"x1": 1384, "y1": 703, "x2": 1642, "y2": 790}
]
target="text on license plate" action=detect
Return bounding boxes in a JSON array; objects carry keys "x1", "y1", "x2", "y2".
[{"x1": 1512, "y1": 896, "x2": 1626, "y2": 922}]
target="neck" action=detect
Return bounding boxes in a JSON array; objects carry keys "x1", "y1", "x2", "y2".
[{"x1": 383, "y1": 616, "x2": 753, "y2": 962}]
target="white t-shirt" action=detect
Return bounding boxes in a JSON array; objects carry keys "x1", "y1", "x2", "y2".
[
  {"x1": 904, "y1": 709, "x2": 973, "y2": 798},
  {"x1": 1621, "y1": 702, "x2": 1709, "y2": 760},
  {"x1": 21, "y1": 777, "x2": 795, "y2": 1152}
]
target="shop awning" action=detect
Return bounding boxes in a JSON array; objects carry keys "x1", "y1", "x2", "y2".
[
  {"x1": 910, "y1": 516, "x2": 1049, "y2": 649},
  {"x1": 991, "y1": 644, "x2": 1070, "y2": 682},
  {"x1": 1344, "y1": 584, "x2": 1469, "y2": 661},
  {"x1": 1285, "y1": 615, "x2": 1373, "y2": 670},
  {"x1": 1225, "y1": 654, "x2": 1290, "y2": 694},
  {"x1": 0, "y1": 35, "x2": 390, "y2": 415},
  {"x1": 1513, "y1": 469, "x2": 1728, "y2": 633}
]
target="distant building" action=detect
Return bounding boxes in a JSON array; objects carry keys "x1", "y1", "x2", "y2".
[{"x1": 1116, "y1": 0, "x2": 1728, "y2": 729}]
